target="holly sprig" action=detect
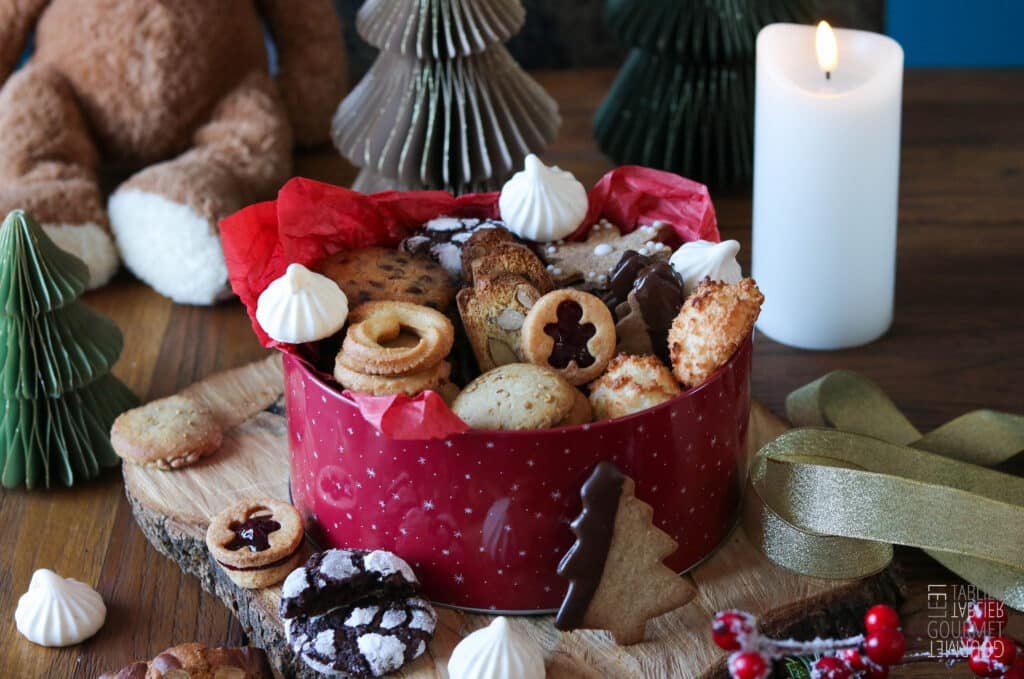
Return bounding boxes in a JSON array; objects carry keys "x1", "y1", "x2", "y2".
[{"x1": 712, "y1": 599, "x2": 1022, "y2": 679}]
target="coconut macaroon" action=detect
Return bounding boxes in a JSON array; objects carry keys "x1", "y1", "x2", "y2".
[
  {"x1": 588, "y1": 354, "x2": 681, "y2": 420},
  {"x1": 668, "y1": 277, "x2": 764, "y2": 388}
]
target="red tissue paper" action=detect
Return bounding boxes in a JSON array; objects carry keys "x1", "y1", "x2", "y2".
[{"x1": 220, "y1": 167, "x2": 718, "y2": 438}]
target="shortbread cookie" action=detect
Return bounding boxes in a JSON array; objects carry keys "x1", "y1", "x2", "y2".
[
  {"x1": 285, "y1": 596, "x2": 436, "y2": 678},
  {"x1": 589, "y1": 354, "x2": 682, "y2": 420},
  {"x1": 399, "y1": 216, "x2": 507, "y2": 279},
  {"x1": 110, "y1": 395, "x2": 223, "y2": 470},
  {"x1": 538, "y1": 220, "x2": 672, "y2": 289},
  {"x1": 452, "y1": 363, "x2": 576, "y2": 430},
  {"x1": 521, "y1": 289, "x2": 616, "y2": 386},
  {"x1": 99, "y1": 643, "x2": 273, "y2": 679},
  {"x1": 555, "y1": 462, "x2": 696, "y2": 645},
  {"x1": 316, "y1": 246, "x2": 454, "y2": 310},
  {"x1": 668, "y1": 278, "x2": 763, "y2": 388},
  {"x1": 206, "y1": 499, "x2": 304, "y2": 589},
  {"x1": 456, "y1": 274, "x2": 542, "y2": 372},
  {"x1": 340, "y1": 301, "x2": 454, "y2": 376},
  {"x1": 466, "y1": 241, "x2": 554, "y2": 293},
  {"x1": 557, "y1": 388, "x2": 594, "y2": 427},
  {"x1": 334, "y1": 358, "x2": 451, "y2": 397}
]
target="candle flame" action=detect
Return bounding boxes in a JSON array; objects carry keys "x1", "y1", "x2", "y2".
[{"x1": 816, "y1": 20, "x2": 838, "y2": 74}]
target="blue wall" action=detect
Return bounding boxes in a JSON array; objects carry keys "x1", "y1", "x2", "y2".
[{"x1": 887, "y1": 0, "x2": 1024, "y2": 66}]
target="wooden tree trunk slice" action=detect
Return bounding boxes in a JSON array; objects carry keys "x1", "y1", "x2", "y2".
[{"x1": 123, "y1": 356, "x2": 901, "y2": 679}]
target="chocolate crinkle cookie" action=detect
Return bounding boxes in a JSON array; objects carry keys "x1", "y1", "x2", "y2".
[
  {"x1": 280, "y1": 549, "x2": 436, "y2": 678},
  {"x1": 285, "y1": 596, "x2": 437, "y2": 678}
]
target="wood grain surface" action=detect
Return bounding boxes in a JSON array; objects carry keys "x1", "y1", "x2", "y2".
[
  {"x1": 122, "y1": 363, "x2": 900, "y2": 679},
  {"x1": 0, "y1": 68, "x2": 1022, "y2": 677}
]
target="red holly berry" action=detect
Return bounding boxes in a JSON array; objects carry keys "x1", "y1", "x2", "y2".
[
  {"x1": 840, "y1": 648, "x2": 867, "y2": 671},
  {"x1": 863, "y1": 628, "x2": 906, "y2": 666},
  {"x1": 728, "y1": 651, "x2": 770, "y2": 679},
  {"x1": 864, "y1": 604, "x2": 901, "y2": 633},
  {"x1": 812, "y1": 656, "x2": 851, "y2": 679},
  {"x1": 968, "y1": 636, "x2": 1018, "y2": 678},
  {"x1": 712, "y1": 610, "x2": 759, "y2": 651},
  {"x1": 969, "y1": 598, "x2": 1010, "y2": 638}
]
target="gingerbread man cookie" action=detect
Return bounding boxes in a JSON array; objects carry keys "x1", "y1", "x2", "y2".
[{"x1": 520, "y1": 289, "x2": 616, "y2": 385}]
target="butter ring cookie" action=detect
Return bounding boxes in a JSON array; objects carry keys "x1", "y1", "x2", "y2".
[{"x1": 340, "y1": 301, "x2": 454, "y2": 376}]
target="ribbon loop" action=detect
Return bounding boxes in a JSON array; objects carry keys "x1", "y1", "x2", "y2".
[{"x1": 744, "y1": 371, "x2": 1024, "y2": 609}]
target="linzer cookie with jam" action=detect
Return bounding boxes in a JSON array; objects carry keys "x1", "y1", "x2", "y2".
[{"x1": 205, "y1": 499, "x2": 304, "y2": 589}]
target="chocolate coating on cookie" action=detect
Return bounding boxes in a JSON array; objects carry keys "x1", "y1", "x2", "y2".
[
  {"x1": 606, "y1": 251, "x2": 687, "y2": 364},
  {"x1": 555, "y1": 462, "x2": 626, "y2": 631}
]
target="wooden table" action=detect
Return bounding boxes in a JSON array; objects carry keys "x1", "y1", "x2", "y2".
[{"x1": 1, "y1": 68, "x2": 1022, "y2": 678}]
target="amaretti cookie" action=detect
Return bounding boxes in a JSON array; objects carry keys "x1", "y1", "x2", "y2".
[
  {"x1": 669, "y1": 278, "x2": 764, "y2": 388},
  {"x1": 589, "y1": 354, "x2": 682, "y2": 420},
  {"x1": 206, "y1": 499, "x2": 304, "y2": 589},
  {"x1": 452, "y1": 363, "x2": 577, "y2": 430}
]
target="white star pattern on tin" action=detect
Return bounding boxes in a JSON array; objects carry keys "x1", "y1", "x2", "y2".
[
  {"x1": 417, "y1": 457, "x2": 427, "y2": 465},
  {"x1": 518, "y1": 550, "x2": 527, "y2": 557},
  {"x1": 526, "y1": 459, "x2": 535, "y2": 467},
  {"x1": 485, "y1": 442, "x2": 495, "y2": 449},
  {"x1": 510, "y1": 483, "x2": 520, "y2": 492},
  {"x1": 464, "y1": 473, "x2": 471, "y2": 480},
  {"x1": 441, "y1": 549, "x2": 450, "y2": 556},
  {"x1": 378, "y1": 500, "x2": 385, "y2": 508},
  {"x1": 346, "y1": 427, "x2": 354, "y2": 435},
  {"x1": 367, "y1": 468, "x2": 376, "y2": 478},
  {"x1": 464, "y1": 507, "x2": 473, "y2": 514},
  {"x1": 550, "y1": 490, "x2": 561, "y2": 501},
  {"x1": 423, "y1": 500, "x2": 434, "y2": 511},
  {"x1": 392, "y1": 493, "x2": 400, "y2": 501},
  {"x1": 399, "y1": 528, "x2": 408, "y2": 536},
  {"x1": 453, "y1": 530, "x2": 462, "y2": 538},
  {"x1": 445, "y1": 440, "x2": 454, "y2": 448},
  {"x1": 454, "y1": 573, "x2": 464, "y2": 583}
]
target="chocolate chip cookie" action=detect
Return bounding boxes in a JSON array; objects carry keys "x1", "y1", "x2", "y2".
[{"x1": 316, "y1": 247, "x2": 454, "y2": 310}]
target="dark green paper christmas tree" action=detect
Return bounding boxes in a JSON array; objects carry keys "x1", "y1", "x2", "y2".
[
  {"x1": 0, "y1": 210, "x2": 138, "y2": 489},
  {"x1": 595, "y1": 0, "x2": 816, "y2": 188}
]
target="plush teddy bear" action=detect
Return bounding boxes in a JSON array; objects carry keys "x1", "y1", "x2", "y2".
[{"x1": 0, "y1": 0, "x2": 346, "y2": 304}]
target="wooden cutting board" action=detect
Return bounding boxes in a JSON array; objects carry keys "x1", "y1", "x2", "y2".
[{"x1": 122, "y1": 355, "x2": 901, "y2": 679}]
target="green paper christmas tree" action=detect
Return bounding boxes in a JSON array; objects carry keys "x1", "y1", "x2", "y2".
[
  {"x1": 0, "y1": 210, "x2": 138, "y2": 489},
  {"x1": 594, "y1": 0, "x2": 816, "y2": 188}
]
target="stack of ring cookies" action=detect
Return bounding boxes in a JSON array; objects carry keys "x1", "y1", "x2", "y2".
[{"x1": 334, "y1": 301, "x2": 455, "y2": 396}]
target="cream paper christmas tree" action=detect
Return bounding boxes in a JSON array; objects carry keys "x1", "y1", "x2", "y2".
[{"x1": 332, "y1": 0, "x2": 560, "y2": 194}]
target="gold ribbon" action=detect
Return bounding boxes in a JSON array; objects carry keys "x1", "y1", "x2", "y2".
[{"x1": 743, "y1": 370, "x2": 1024, "y2": 609}]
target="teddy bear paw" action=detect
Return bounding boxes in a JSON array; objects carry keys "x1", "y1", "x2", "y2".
[
  {"x1": 109, "y1": 189, "x2": 232, "y2": 305},
  {"x1": 41, "y1": 222, "x2": 120, "y2": 290}
]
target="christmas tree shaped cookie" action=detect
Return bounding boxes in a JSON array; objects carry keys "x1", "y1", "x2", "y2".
[
  {"x1": 555, "y1": 461, "x2": 696, "y2": 644},
  {"x1": 0, "y1": 210, "x2": 138, "y2": 488}
]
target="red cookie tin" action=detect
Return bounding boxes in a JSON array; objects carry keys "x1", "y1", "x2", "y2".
[{"x1": 286, "y1": 336, "x2": 752, "y2": 613}]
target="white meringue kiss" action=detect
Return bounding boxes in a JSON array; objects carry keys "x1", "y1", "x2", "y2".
[
  {"x1": 448, "y1": 617, "x2": 545, "y2": 679},
  {"x1": 256, "y1": 263, "x2": 349, "y2": 344},
  {"x1": 669, "y1": 239, "x2": 743, "y2": 294},
  {"x1": 499, "y1": 154, "x2": 588, "y2": 243},
  {"x1": 15, "y1": 569, "x2": 107, "y2": 647}
]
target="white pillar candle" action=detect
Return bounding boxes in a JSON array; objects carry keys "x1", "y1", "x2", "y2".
[{"x1": 752, "y1": 22, "x2": 904, "y2": 350}]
